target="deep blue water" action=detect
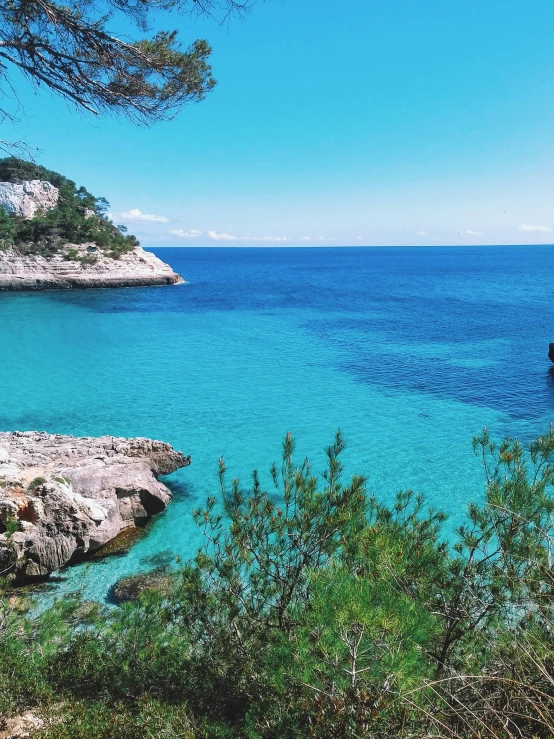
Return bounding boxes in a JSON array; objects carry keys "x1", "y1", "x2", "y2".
[{"x1": 2, "y1": 245, "x2": 554, "y2": 600}]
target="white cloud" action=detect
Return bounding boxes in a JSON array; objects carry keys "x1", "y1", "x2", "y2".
[
  {"x1": 207, "y1": 231, "x2": 239, "y2": 241},
  {"x1": 518, "y1": 224, "x2": 551, "y2": 232},
  {"x1": 247, "y1": 235, "x2": 290, "y2": 243},
  {"x1": 465, "y1": 229, "x2": 483, "y2": 235},
  {"x1": 417, "y1": 231, "x2": 429, "y2": 236},
  {"x1": 167, "y1": 229, "x2": 322, "y2": 244},
  {"x1": 118, "y1": 208, "x2": 169, "y2": 223},
  {"x1": 169, "y1": 229, "x2": 202, "y2": 238},
  {"x1": 207, "y1": 231, "x2": 290, "y2": 243}
]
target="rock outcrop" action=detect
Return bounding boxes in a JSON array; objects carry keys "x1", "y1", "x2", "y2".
[
  {"x1": 0, "y1": 244, "x2": 183, "y2": 290},
  {"x1": 0, "y1": 180, "x2": 59, "y2": 219},
  {"x1": 0, "y1": 711, "x2": 44, "y2": 739},
  {"x1": 0, "y1": 431, "x2": 191, "y2": 581}
]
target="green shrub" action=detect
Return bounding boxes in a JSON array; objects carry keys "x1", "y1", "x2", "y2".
[
  {"x1": 78, "y1": 255, "x2": 98, "y2": 266},
  {"x1": 27, "y1": 477, "x2": 46, "y2": 492}
]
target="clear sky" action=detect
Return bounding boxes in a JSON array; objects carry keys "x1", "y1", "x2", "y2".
[{"x1": 6, "y1": 0, "x2": 554, "y2": 246}]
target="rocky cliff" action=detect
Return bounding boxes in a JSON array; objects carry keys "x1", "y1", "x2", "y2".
[
  {"x1": 0, "y1": 180, "x2": 59, "y2": 219},
  {"x1": 0, "y1": 244, "x2": 183, "y2": 290},
  {"x1": 0, "y1": 431, "x2": 191, "y2": 581}
]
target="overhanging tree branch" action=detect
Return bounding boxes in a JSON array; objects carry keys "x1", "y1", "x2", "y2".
[{"x1": 0, "y1": 0, "x2": 256, "y2": 125}]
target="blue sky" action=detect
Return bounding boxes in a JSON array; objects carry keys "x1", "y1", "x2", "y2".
[{"x1": 6, "y1": 0, "x2": 554, "y2": 246}]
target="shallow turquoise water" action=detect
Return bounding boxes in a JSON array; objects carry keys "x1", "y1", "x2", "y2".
[{"x1": 1, "y1": 246, "x2": 553, "y2": 600}]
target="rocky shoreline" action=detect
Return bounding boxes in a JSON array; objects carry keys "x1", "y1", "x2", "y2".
[
  {"x1": 0, "y1": 431, "x2": 190, "y2": 582},
  {"x1": 0, "y1": 244, "x2": 183, "y2": 290}
]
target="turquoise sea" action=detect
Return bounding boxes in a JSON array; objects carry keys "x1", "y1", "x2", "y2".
[{"x1": 2, "y1": 245, "x2": 554, "y2": 601}]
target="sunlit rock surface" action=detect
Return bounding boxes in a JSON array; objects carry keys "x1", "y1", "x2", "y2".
[
  {"x1": 0, "y1": 244, "x2": 184, "y2": 290},
  {"x1": 0, "y1": 431, "x2": 191, "y2": 581},
  {"x1": 0, "y1": 180, "x2": 59, "y2": 219}
]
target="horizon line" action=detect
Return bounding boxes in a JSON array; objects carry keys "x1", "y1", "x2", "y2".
[{"x1": 146, "y1": 243, "x2": 554, "y2": 249}]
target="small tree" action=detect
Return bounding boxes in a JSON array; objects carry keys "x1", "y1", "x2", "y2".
[
  {"x1": 189, "y1": 431, "x2": 367, "y2": 641},
  {"x1": 427, "y1": 427, "x2": 554, "y2": 676}
]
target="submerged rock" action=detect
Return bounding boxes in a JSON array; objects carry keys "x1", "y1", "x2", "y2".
[
  {"x1": 0, "y1": 244, "x2": 183, "y2": 290},
  {"x1": 549, "y1": 343, "x2": 554, "y2": 364},
  {"x1": 0, "y1": 431, "x2": 191, "y2": 582},
  {"x1": 108, "y1": 567, "x2": 175, "y2": 604},
  {"x1": 88, "y1": 526, "x2": 147, "y2": 560}
]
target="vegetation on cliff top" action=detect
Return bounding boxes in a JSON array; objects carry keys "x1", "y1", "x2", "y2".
[
  {"x1": 3, "y1": 428, "x2": 554, "y2": 737},
  {"x1": 0, "y1": 158, "x2": 139, "y2": 259}
]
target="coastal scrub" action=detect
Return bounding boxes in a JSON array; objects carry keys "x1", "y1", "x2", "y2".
[{"x1": 2, "y1": 429, "x2": 554, "y2": 737}]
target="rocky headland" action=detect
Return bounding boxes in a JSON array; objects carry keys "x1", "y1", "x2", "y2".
[
  {"x1": 0, "y1": 431, "x2": 190, "y2": 582},
  {"x1": 0, "y1": 243, "x2": 183, "y2": 290},
  {"x1": 0, "y1": 161, "x2": 183, "y2": 290}
]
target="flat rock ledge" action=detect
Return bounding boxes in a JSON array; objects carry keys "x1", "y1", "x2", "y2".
[
  {"x1": 0, "y1": 431, "x2": 190, "y2": 582},
  {"x1": 0, "y1": 244, "x2": 183, "y2": 290}
]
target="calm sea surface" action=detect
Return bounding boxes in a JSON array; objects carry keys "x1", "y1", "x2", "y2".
[{"x1": 2, "y1": 245, "x2": 554, "y2": 600}]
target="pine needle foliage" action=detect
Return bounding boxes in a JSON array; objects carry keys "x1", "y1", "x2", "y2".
[{"x1": 0, "y1": 0, "x2": 253, "y2": 128}]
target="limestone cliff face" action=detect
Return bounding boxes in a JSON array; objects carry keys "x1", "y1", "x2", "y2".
[
  {"x1": 0, "y1": 431, "x2": 191, "y2": 581},
  {"x1": 0, "y1": 180, "x2": 59, "y2": 219},
  {"x1": 0, "y1": 244, "x2": 183, "y2": 290}
]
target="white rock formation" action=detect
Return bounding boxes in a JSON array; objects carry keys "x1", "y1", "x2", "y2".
[
  {"x1": 0, "y1": 180, "x2": 59, "y2": 219},
  {"x1": 0, "y1": 431, "x2": 191, "y2": 581},
  {"x1": 0, "y1": 711, "x2": 44, "y2": 738},
  {"x1": 0, "y1": 243, "x2": 183, "y2": 290}
]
